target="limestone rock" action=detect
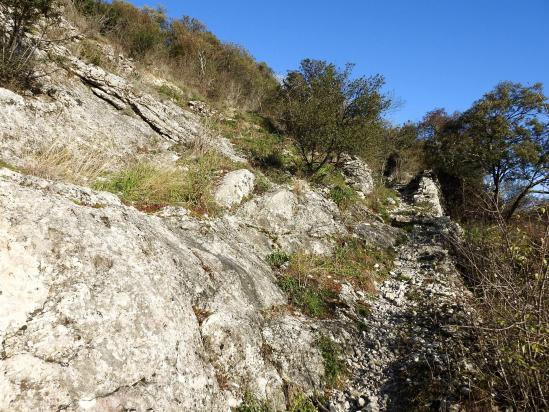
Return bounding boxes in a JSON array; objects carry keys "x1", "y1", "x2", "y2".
[
  {"x1": 341, "y1": 154, "x2": 375, "y2": 196},
  {"x1": 238, "y1": 183, "x2": 347, "y2": 254},
  {"x1": 0, "y1": 169, "x2": 325, "y2": 411},
  {"x1": 412, "y1": 171, "x2": 445, "y2": 217},
  {"x1": 214, "y1": 169, "x2": 255, "y2": 208}
]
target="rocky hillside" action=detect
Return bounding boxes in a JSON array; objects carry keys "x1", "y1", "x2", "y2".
[{"x1": 1, "y1": 14, "x2": 481, "y2": 412}]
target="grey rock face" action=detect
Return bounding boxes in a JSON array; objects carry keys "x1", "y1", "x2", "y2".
[
  {"x1": 341, "y1": 154, "x2": 375, "y2": 196},
  {"x1": 238, "y1": 183, "x2": 347, "y2": 254},
  {"x1": 214, "y1": 169, "x2": 255, "y2": 208},
  {"x1": 0, "y1": 169, "x2": 325, "y2": 411},
  {"x1": 412, "y1": 171, "x2": 445, "y2": 217}
]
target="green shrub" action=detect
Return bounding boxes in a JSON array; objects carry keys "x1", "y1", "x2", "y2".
[
  {"x1": 0, "y1": 0, "x2": 60, "y2": 89},
  {"x1": 254, "y1": 174, "x2": 272, "y2": 194},
  {"x1": 317, "y1": 335, "x2": 346, "y2": 388},
  {"x1": 267, "y1": 59, "x2": 392, "y2": 174},
  {"x1": 329, "y1": 184, "x2": 357, "y2": 209},
  {"x1": 237, "y1": 393, "x2": 271, "y2": 412},
  {"x1": 277, "y1": 276, "x2": 332, "y2": 318},
  {"x1": 288, "y1": 394, "x2": 317, "y2": 412},
  {"x1": 72, "y1": 0, "x2": 277, "y2": 109},
  {"x1": 265, "y1": 251, "x2": 290, "y2": 268}
]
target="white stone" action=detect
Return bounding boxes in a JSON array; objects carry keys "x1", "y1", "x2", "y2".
[{"x1": 214, "y1": 169, "x2": 255, "y2": 208}]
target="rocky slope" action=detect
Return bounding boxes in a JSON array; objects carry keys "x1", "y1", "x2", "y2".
[{"x1": 0, "y1": 17, "x2": 480, "y2": 412}]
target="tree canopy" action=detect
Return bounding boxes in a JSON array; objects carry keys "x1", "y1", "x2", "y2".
[
  {"x1": 270, "y1": 59, "x2": 392, "y2": 174},
  {"x1": 426, "y1": 82, "x2": 549, "y2": 220}
]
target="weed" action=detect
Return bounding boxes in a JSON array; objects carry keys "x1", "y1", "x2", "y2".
[
  {"x1": 265, "y1": 251, "x2": 290, "y2": 268},
  {"x1": 156, "y1": 84, "x2": 186, "y2": 107},
  {"x1": 277, "y1": 276, "x2": 333, "y2": 318},
  {"x1": 317, "y1": 335, "x2": 346, "y2": 388},
  {"x1": 22, "y1": 143, "x2": 113, "y2": 184},
  {"x1": 237, "y1": 393, "x2": 271, "y2": 412},
  {"x1": 95, "y1": 150, "x2": 239, "y2": 215},
  {"x1": 288, "y1": 394, "x2": 317, "y2": 412},
  {"x1": 328, "y1": 184, "x2": 357, "y2": 209}
]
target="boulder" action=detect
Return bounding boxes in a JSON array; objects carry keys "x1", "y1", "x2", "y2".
[
  {"x1": 238, "y1": 182, "x2": 347, "y2": 254},
  {"x1": 214, "y1": 169, "x2": 255, "y2": 208}
]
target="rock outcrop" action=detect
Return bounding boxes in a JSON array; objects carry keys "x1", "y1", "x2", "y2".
[
  {"x1": 238, "y1": 184, "x2": 347, "y2": 254},
  {"x1": 0, "y1": 169, "x2": 328, "y2": 411},
  {"x1": 214, "y1": 169, "x2": 255, "y2": 208},
  {"x1": 341, "y1": 154, "x2": 375, "y2": 196}
]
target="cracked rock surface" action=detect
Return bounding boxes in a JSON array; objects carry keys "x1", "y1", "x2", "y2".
[{"x1": 0, "y1": 169, "x2": 331, "y2": 411}]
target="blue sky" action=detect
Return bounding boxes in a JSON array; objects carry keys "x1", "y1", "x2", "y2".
[{"x1": 128, "y1": 0, "x2": 548, "y2": 124}]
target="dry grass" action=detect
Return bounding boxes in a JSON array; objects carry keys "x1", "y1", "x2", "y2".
[
  {"x1": 22, "y1": 143, "x2": 114, "y2": 184},
  {"x1": 94, "y1": 150, "x2": 241, "y2": 215}
]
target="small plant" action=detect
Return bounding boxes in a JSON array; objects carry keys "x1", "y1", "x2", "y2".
[
  {"x1": 79, "y1": 40, "x2": 107, "y2": 68},
  {"x1": 277, "y1": 276, "x2": 332, "y2": 318},
  {"x1": 237, "y1": 393, "x2": 271, "y2": 412},
  {"x1": 288, "y1": 394, "x2": 317, "y2": 412},
  {"x1": 254, "y1": 174, "x2": 272, "y2": 194},
  {"x1": 317, "y1": 335, "x2": 346, "y2": 388},
  {"x1": 157, "y1": 84, "x2": 186, "y2": 107},
  {"x1": 328, "y1": 184, "x2": 357, "y2": 209},
  {"x1": 95, "y1": 150, "x2": 239, "y2": 215},
  {"x1": 364, "y1": 185, "x2": 400, "y2": 222},
  {"x1": 265, "y1": 251, "x2": 290, "y2": 268}
]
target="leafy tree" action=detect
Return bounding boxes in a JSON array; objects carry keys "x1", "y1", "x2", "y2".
[
  {"x1": 270, "y1": 59, "x2": 391, "y2": 174},
  {"x1": 0, "y1": 0, "x2": 59, "y2": 88},
  {"x1": 427, "y1": 82, "x2": 549, "y2": 220}
]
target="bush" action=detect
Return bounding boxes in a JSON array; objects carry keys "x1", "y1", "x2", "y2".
[
  {"x1": 452, "y1": 213, "x2": 548, "y2": 410},
  {"x1": 0, "y1": 0, "x2": 60, "y2": 89},
  {"x1": 268, "y1": 59, "x2": 392, "y2": 174},
  {"x1": 329, "y1": 184, "x2": 357, "y2": 209},
  {"x1": 265, "y1": 251, "x2": 290, "y2": 268},
  {"x1": 71, "y1": 0, "x2": 277, "y2": 109}
]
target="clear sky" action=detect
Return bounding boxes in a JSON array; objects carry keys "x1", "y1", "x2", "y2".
[{"x1": 128, "y1": 0, "x2": 548, "y2": 124}]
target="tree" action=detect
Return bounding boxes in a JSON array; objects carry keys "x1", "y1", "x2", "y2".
[
  {"x1": 0, "y1": 0, "x2": 59, "y2": 88},
  {"x1": 427, "y1": 82, "x2": 549, "y2": 220},
  {"x1": 270, "y1": 59, "x2": 392, "y2": 174}
]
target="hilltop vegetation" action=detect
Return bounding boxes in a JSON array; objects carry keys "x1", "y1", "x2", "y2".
[{"x1": 68, "y1": 0, "x2": 277, "y2": 109}]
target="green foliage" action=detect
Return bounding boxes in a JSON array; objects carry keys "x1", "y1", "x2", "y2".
[
  {"x1": 268, "y1": 59, "x2": 392, "y2": 174},
  {"x1": 265, "y1": 251, "x2": 290, "y2": 268},
  {"x1": 254, "y1": 174, "x2": 272, "y2": 194},
  {"x1": 288, "y1": 394, "x2": 317, "y2": 412},
  {"x1": 0, "y1": 0, "x2": 60, "y2": 89},
  {"x1": 425, "y1": 82, "x2": 549, "y2": 221},
  {"x1": 208, "y1": 114, "x2": 296, "y2": 183},
  {"x1": 72, "y1": 0, "x2": 277, "y2": 109},
  {"x1": 364, "y1": 186, "x2": 399, "y2": 222},
  {"x1": 237, "y1": 393, "x2": 271, "y2": 412},
  {"x1": 329, "y1": 184, "x2": 357, "y2": 209},
  {"x1": 156, "y1": 84, "x2": 186, "y2": 107},
  {"x1": 277, "y1": 276, "x2": 332, "y2": 318},
  {"x1": 317, "y1": 335, "x2": 346, "y2": 387},
  {"x1": 276, "y1": 239, "x2": 393, "y2": 318}
]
